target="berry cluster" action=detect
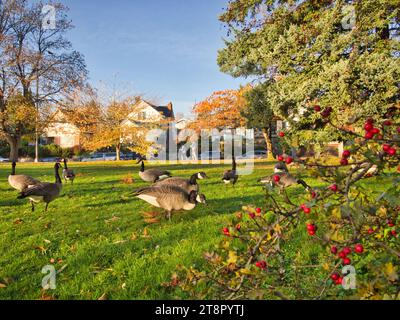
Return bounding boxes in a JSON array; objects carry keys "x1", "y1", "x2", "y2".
[
  {"x1": 340, "y1": 150, "x2": 351, "y2": 166},
  {"x1": 363, "y1": 118, "x2": 381, "y2": 139},
  {"x1": 300, "y1": 203, "x2": 311, "y2": 214},
  {"x1": 331, "y1": 244, "x2": 364, "y2": 267},
  {"x1": 277, "y1": 154, "x2": 293, "y2": 164},
  {"x1": 255, "y1": 260, "x2": 267, "y2": 270},
  {"x1": 306, "y1": 222, "x2": 317, "y2": 235}
]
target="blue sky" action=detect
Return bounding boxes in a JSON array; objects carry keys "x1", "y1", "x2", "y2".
[{"x1": 62, "y1": 0, "x2": 245, "y2": 116}]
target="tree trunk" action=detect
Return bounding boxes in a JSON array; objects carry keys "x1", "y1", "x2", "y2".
[
  {"x1": 116, "y1": 143, "x2": 121, "y2": 161},
  {"x1": 6, "y1": 135, "x2": 21, "y2": 162},
  {"x1": 262, "y1": 127, "x2": 275, "y2": 160}
]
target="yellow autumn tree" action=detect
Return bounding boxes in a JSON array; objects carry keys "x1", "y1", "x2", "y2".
[{"x1": 63, "y1": 93, "x2": 154, "y2": 160}]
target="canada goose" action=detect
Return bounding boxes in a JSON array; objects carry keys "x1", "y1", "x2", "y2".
[
  {"x1": 259, "y1": 161, "x2": 311, "y2": 193},
  {"x1": 133, "y1": 185, "x2": 206, "y2": 220},
  {"x1": 62, "y1": 158, "x2": 75, "y2": 184},
  {"x1": 222, "y1": 157, "x2": 238, "y2": 186},
  {"x1": 137, "y1": 159, "x2": 171, "y2": 183},
  {"x1": 17, "y1": 162, "x2": 63, "y2": 212},
  {"x1": 154, "y1": 172, "x2": 207, "y2": 193},
  {"x1": 259, "y1": 172, "x2": 311, "y2": 192},
  {"x1": 8, "y1": 161, "x2": 41, "y2": 192}
]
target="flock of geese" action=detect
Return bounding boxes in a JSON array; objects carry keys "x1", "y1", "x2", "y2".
[{"x1": 6, "y1": 155, "x2": 315, "y2": 220}]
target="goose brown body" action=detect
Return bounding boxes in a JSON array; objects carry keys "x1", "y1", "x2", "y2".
[
  {"x1": 8, "y1": 162, "x2": 41, "y2": 192},
  {"x1": 137, "y1": 160, "x2": 171, "y2": 183},
  {"x1": 133, "y1": 185, "x2": 206, "y2": 220},
  {"x1": 154, "y1": 172, "x2": 207, "y2": 193},
  {"x1": 17, "y1": 162, "x2": 63, "y2": 211}
]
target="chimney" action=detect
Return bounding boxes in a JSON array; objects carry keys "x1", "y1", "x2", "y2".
[{"x1": 167, "y1": 102, "x2": 173, "y2": 111}]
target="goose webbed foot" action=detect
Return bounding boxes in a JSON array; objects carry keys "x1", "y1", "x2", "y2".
[
  {"x1": 31, "y1": 201, "x2": 35, "y2": 212},
  {"x1": 45, "y1": 203, "x2": 49, "y2": 212}
]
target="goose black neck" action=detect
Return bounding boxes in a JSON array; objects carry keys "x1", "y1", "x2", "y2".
[
  {"x1": 297, "y1": 179, "x2": 309, "y2": 190},
  {"x1": 189, "y1": 173, "x2": 198, "y2": 185},
  {"x1": 11, "y1": 162, "x2": 16, "y2": 175},
  {"x1": 55, "y1": 165, "x2": 62, "y2": 184},
  {"x1": 140, "y1": 161, "x2": 145, "y2": 172},
  {"x1": 63, "y1": 158, "x2": 68, "y2": 169},
  {"x1": 232, "y1": 157, "x2": 236, "y2": 171},
  {"x1": 188, "y1": 191, "x2": 197, "y2": 203}
]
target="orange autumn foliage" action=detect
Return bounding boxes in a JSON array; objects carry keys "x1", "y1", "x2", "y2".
[{"x1": 191, "y1": 87, "x2": 249, "y2": 131}]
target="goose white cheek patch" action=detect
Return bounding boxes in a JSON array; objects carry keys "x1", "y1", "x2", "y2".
[{"x1": 197, "y1": 173, "x2": 204, "y2": 179}]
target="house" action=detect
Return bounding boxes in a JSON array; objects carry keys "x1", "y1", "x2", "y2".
[
  {"x1": 43, "y1": 99, "x2": 175, "y2": 151},
  {"x1": 43, "y1": 110, "x2": 80, "y2": 148}
]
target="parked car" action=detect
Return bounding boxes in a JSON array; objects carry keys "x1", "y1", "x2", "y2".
[
  {"x1": 81, "y1": 153, "x2": 105, "y2": 162},
  {"x1": 0, "y1": 156, "x2": 9, "y2": 162},
  {"x1": 40, "y1": 157, "x2": 63, "y2": 163},
  {"x1": 237, "y1": 150, "x2": 267, "y2": 159},
  {"x1": 81, "y1": 152, "x2": 125, "y2": 162}
]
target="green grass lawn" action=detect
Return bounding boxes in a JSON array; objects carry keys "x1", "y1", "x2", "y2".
[{"x1": 0, "y1": 160, "x2": 390, "y2": 299}]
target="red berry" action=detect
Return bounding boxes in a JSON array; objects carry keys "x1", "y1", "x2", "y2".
[
  {"x1": 366, "y1": 118, "x2": 374, "y2": 124},
  {"x1": 278, "y1": 131, "x2": 285, "y2": 137},
  {"x1": 249, "y1": 212, "x2": 255, "y2": 219},
  {"x1": 277, "y1": 155, "x2": 284, "y2": 161},
  {"x1": 391, "y1": 230, "x2": 397, "y2": 237},
  {"x1": 388, "y1": 148, "x2": 396, "y2": 156},
  {"x1": 329, "y1": 184, "x2": 338, "y2": 192},
  {"x1": 331, "y1": 273, "x2": 340, "y2": 281},
  {"x1": 273, "y1": 175, "x2": 281, "y2": 182},
  {"x1": 236, "y1": 224, "x2": 241, "y2": 230},
  {"x1": 388, "y1": 220, "x2": 395, "y2": 227},
  {"x1": 255, "y1": 207, "x2": 261, "y2": 214},
  {"x1": 300, "y1": 203, "x2": 306, "y2": 209},
  {"x1": 285, "y1": 156, "x2": 293, "y2": 164},
  {"x1": 255, "y1": 260, "x2": 267, "y2": 269},
  {"x1": 367, "y1": 228, "x2": 374, "y2": 234},
  {"x1": 354, "y1": 244, "x2": 364, "y2": 253},
  {"x1": 338, "y1": 251, "x2": 346, "y2": 259},
  {"x1": 383, "y1": 144, "x2": 391, "y2": 152},
  {"x1": 364, "y1": 131, "x2": 374, "y2": 139},
  {"x1": 342, "y1": 150, "x2": 351, "y2": 158},
  {"x1": 314, "y1": 105, "x2": 321, "y2": 112},
  {"x1": 397, "y1": 127, "x2": 400, "y2": 133},
  {"x1": 383, "y1": 120, "x2": 392, "y2": 126},
  {"x1": 311, "y1": 191, "x2": 317, "y2": 199},
  {"x1": 223, "y1": 227, "x2": 230, "y2": 236},
  {"x1": 343, "y1": 257, "x2": 351, "y2": 265},
  {"x1": 371, "y1": 128, "x2": 380, "y2": 135},
  {"x1": 308, "y1": 229, "x2": 316, "y2": 236},
  {"x1": 364, "y1": 123, "x2": 374, "y2": 131},
  {"x1": 340, "y1": 158, "x2": 348, "y2": 166},
  {"x1": 335, "y1": 277, "x2": 343, "y2": 285},
  {"x1": 331, "y1": 246, "x2": 338, "y2": 254},
  {"x1": 306, "y1": 224, "x2": 315, "y2": 231},
  {"x1": 303, "y1": 207, "x2": 311, "y2": 214},
  {"x1": 343, "y1": 247, "x2": 352, "y2": 255}
]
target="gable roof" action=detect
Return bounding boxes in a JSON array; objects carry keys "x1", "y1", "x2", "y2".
[{"x1": 141, "y1": 100, "x2": 174, "y2": 119}]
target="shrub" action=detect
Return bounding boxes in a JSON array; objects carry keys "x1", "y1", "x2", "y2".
[{"x1": 170, "y1": 118, "x2": 400, "y2": 300}]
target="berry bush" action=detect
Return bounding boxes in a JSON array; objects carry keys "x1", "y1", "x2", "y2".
[{"x1": 169, "y1": 117, "x2": 400, "y2": 300}]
